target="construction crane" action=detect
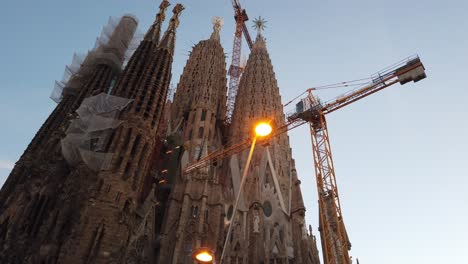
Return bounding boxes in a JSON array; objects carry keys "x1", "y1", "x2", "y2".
[
  {"x1": 226, "y1": 0, "x2": 253, "y2": 123},
  {"x1": 297, "y1": 56, "x2": 426, "y2": 264},
  {"x1": 183, "y1": 56, "x2": 426, "y2": 263}
]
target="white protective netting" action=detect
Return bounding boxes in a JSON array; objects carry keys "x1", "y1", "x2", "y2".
[
  {"x1": 50, "y1": 53, "x2": 86, "y2": 102},
  {"x1": 123, "y1": 29, "x2": 144, "y2": 68},
  {"x1": 51, "y1": 15, "x2": 138, "y2": 103},
  {"x1": 61, "y1": 92, "x2": 133, "y2": 171}
]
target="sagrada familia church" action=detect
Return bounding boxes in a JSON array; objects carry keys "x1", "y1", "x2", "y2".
[{"x1": 0, "y1": 1, "x2": 321, "y2": 263}]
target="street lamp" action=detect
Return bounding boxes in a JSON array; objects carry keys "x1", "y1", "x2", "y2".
[
  {"x1": 219, "y1": 122, "x2": 272, "y2": 263},
  {"x1": 193, "y1": 247, "x2": 215, "y2": 263},
  {"x1": 255, "y1": 122, "x2": 272, "y2": 137}
]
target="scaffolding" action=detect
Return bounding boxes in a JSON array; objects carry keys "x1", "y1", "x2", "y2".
[
  {"x1": 51, "y1": 15, "x2": 138, "y2": 103},
  {"x1": 61, "y1": 92, "x2": 133, "y2": 171}
]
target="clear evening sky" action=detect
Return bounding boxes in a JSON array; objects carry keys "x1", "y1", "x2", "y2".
[{"x1": 1, "y1": 0, "x2": 467, "y2": 262}]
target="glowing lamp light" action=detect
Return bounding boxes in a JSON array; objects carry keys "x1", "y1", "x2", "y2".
[
  {"x1": 255, "y1": 122, "x2": 272, "y2": 137},
  {"x1": 195, "y1": 252, "x2": 213, "y2": 262},
  {"x1": 193, "y1": 248, "x2": 214, "y2": 263}
]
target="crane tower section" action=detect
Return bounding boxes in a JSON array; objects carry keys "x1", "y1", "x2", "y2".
[
  {"x1": 226, "y1": 0, "x2": 250, "y2": 122},
  {"x1": 299, "y1": 56, "x2": 426, "y2": 264}
]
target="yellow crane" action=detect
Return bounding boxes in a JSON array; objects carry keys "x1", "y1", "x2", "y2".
[
  {"x1": 182, "y1": 56, "x2": 427, "y2": 263},
  {"x1": 290, "y1": 56, "x2": 425, "y2": 264}
]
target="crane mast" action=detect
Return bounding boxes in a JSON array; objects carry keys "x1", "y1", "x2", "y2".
[
  {"x1": 226, "y1": 0, "x2": 253, "y2": 122},
  {"x1": 308, "y1": 93, "x2": 351, "y2": 264}
]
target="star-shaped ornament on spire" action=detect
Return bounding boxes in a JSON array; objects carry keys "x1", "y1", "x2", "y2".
[
  {"x1": 210, "y1": 16, "x2": 224, "y2": 41},
  {"x1": 212, "y1": 16, "x2": 224, "y2": 32},
  {"x1": 252, "y1": 16, "x2": 267, "y2": 36}
]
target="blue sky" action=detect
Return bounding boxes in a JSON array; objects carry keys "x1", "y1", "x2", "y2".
[{"x1": 1, "y1": 0, "x2": 467, "y2": 263}]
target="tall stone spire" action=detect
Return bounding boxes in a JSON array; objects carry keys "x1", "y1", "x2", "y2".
[
  {"x1": 224, "y1": 19, "x2": 320, "y2": 263},
  {"x1": 56, "y1": 3, "x2": 184, "y2": 262},
  {"x1": 0, "y1": 2, "x2": 183, "y2": 263},
  {"x1": 112, "y1": 0, "x2": 174, "y2": 98},
  {"x1": 170, "y1": 16, "x2": 226, "y2": 124},
  {"x1": 159, "y1": 4, "x2": 184, "y2": 56},
  {"x1": 121, "y1": 3, "x2": 184, "y2": 132},
  {"x1": 0, "y1": 15, "x2": 138, "y2": 263},
  {"x1": 157, "y1": 17, "x2": 227, "y2": 263},
  {"x1": 144, "y1": 0, "x2": 170, "y2": 43},
  {"x1": 230, "y1": 20, "x2": 283, "y2": 142}
]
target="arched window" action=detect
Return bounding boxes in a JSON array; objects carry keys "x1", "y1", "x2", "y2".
[
  {"x1": 198, "y1": 127, "x2": 204, "y2": 138},
  {"x1": 130, "y1": 134, "x2": 141, "y2": 155},
  {"x1": 191, "y1": 206, "x2": 199, "y2": 218},
  {"x1": 201, "y1": 109, "x2": 207, "y2": 121},
  {"x1": 193, "y1": 145, "x2": 202, "y2": 160},
  {"x1": 132, "y1": 144, "x2": 148, "y2": 190}
]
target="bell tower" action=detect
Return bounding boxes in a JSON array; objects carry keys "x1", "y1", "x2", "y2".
[{"x1": 157, "y1": 17, "x2": 228, "y2": 263}]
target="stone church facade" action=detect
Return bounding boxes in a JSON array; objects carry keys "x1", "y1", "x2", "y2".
[{"x1": 0, "y1": 1, "x2": 320, "y2": 263}]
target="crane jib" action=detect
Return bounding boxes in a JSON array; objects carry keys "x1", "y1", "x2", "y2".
[
  {"x1": 321, "y1": 57, "x2": 426, "y2": 115},
  {"x1": 184, "y1": 56, "x2": 427, "y2": 180}
]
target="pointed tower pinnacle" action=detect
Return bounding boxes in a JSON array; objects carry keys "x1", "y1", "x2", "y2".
[
  {"x1": 253, "y1": 16, "x2": 267, "y2": 35},
  {"x1": 159, "y1": 3, "x2": 184, "y2": 55},
  {"x1": 170, "y1": 16, "x2": 226, "y2": 127},
  {"x1": 210, "y1": 16, "x2": 224, "y2": 41},
  {"x1": 225, "y1": 17, "x2": 320, "y2": 263},
  {"x1": 144, "y1": 0, "x2": 170, "y2": 43},
  {"x1": 112, "y1": 1, "x2": 178, "y2": 98},
  {"x1": 157, "y1": 18, "x2": 227, "y2": 263},
  {"x1": 251, "y1": 16, "x2": 267, "y2": 50},
  {"x1": 231, "y1": 16, "x2": 281, "y2": 141}
]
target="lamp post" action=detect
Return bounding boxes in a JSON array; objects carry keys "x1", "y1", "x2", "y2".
[{"x1": 219, "y1": 122, "x2": 272, "y2": 264}]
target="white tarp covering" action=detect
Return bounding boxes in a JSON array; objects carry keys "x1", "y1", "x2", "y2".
[{"x1": 61, "y1": 93, "x2": 132, "y2": 171}]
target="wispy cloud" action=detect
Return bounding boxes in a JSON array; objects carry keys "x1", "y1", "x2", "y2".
[{"x1": 0, "y1": 160, "x2": 14, "y2": 170}]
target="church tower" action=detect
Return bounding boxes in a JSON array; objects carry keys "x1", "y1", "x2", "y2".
[
  {"x1": 0, "y1": 1, "x2": 184, "y2": 263},
  {"x1": 0, "y1": 15, "x2": 138, "y2": 208},
  {"x1": 0, "y1": 3, "x2": 322, "y2": 263},
  {"x1": 223, "y1": 18, "x2": 321, "y2": 263},
  {"x1": 0, "y1": 14, "x2": 138, "y2": 264},
  {"x1": 56, "y1": 3, "x2": 184, "y2": 263},
  {"x1": 157, "y1": 17, "x2": 228, "y2": 263}
]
